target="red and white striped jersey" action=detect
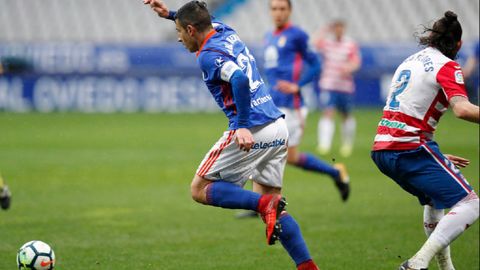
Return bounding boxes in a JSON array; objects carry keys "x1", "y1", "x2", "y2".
[
  {"x1": 373, "y1": 47, "x2": 468, "y2": 151},
  {"x1": 316, "y1": 36, "x2": 360, "y2": 93}
]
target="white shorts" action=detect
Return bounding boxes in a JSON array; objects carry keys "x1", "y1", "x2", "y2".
[
  {"x1": 279, "y1": 107, "x2": 307, "y2": 147},
  {"x1": 196, "y1": 118, "x2": 288, "y2": 188}
]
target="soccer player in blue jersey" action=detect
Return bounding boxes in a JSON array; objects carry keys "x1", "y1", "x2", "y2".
[
  {"x1": 265, "y1": 0, "x2": 350, "y2": 200},
  {"x1": 143, "y1": 1, "x2": 319, "y2": 269}
]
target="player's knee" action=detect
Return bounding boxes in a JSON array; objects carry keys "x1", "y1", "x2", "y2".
[
  {"x1": 190, "y1": 183, "x2": 202, "y2": 203},
  {"x1": 190, "y1": 178, "x2": 208, "y2": 204}
]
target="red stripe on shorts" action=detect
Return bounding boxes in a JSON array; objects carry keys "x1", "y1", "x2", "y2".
[{"x1": 198, "y1": 130, "x2": 236, "y2": 177}]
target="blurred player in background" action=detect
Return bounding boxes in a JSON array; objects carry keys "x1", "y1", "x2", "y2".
[
  {"x1": 264, "y1": 0, "x2": 350, "y2": 201},
  {"x1": 315, "y1": 20, "x2": 361, "y2": 157},
  {"x1": 143, "y1": 1, "x2": 320, "y2": 269},
  {"x1": 371, "y1": 11, "x2": 479, "y2": 270},
  {"x1": 0, "y1": 173, "x2": 11, "y2": 210},
  {"x1": 237, "y1": 0, "x2": 351, "y2": 219}
]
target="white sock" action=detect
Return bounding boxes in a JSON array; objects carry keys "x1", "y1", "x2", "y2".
[
  {"x1": 423, "y1": 205, "x2": 455, "y2": 270},
  {"x1": 410, "y1": 193, "x2": 479, "y2": 269},
  {"x1": 318, "y1": 117, "x2": 334, "y2": 151},
  {"x1": 341, "y1": 116, "x2": 356, "y2": 148}
]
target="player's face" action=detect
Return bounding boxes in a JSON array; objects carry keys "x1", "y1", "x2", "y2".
[
  {"x1": 332, "y1": 23, "x2": 345, "y2": 39},
  {"x1": 175, "y1": 20, "x2": 198, "y2": 52},
  {"x1": 270, "y1": 0, "x2": 291, "y2": 29}
]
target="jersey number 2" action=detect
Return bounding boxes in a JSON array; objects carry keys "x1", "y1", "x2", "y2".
[
  {"x1": 237, "y1": 48, "x2": 262, "y2": 92},
  {"x1": 389, "y1": 69, "x2": 411, "y2": 110}
]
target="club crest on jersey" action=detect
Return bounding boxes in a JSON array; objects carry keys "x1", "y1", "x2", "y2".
[
  {"x1": 277, "y1": 36, "x2": 287, "y2": 48},
  {"x1": 454, "y1": 70, "x2": 464, "y2": 84}
]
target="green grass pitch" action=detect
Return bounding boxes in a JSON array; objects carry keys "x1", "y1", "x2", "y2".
[{"x1": 0, "y1": 109, "x2": 478, "y2": 269}]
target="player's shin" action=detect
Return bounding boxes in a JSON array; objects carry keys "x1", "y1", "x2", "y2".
[
  {"x1": 423, "y1": 205, "x2": 455, "y2": 270},
  {"x1": 317, "y1": 118, "x2": 334, "y2": 154},
  {"x1": 205, "y1": 181, "x2": 261, "y2": 210},
  {"x1": 278, "y1": 212, "x2": 319, "y2": 269},
  {"x1": 340, "y1": 116, "x2": 355, "y2": 157},
  {"x1": 409, "y1": 193, "x2": 479, "y2": 269},
  {"x1": 296, "y1": 153, "x2": 338, "y2": 177}
]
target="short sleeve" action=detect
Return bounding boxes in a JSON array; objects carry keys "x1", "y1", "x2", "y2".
[
  {"x1": 436, "y1": 61, "x2": 468, "y2": 100},
  {"x1": 198, "y1": 51, "x2": 233, "y2": 82}
]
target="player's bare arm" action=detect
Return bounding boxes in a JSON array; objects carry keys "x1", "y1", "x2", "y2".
[
  {"x1": 235, "y1": 128, "x2": 255, "y2": 152},
  {"x1": 143, "y1": 0, "x2": 169, "y2": 18},
  {"x1": 444, "y1": 154, "x2": 470, "y2": 168},
  {"x1": 449, "y1": 96, "x2": 480, "y2": 123}
]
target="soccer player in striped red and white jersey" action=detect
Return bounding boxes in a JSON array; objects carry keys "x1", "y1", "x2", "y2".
[
  {"x1": 371, "y1": 11, "x2": 479, "y2": 270},
  {"x1": 315, "y1": 20, "x2": 361, "y2": 157}
]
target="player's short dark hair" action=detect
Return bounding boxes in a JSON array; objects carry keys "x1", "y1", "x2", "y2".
[
  {"x1": 176, "y1": 1, "x2": 212, "y2": 32},
  {"x1": 270, "y1": 0, "x2": 292, "y2": 9},
  {"x1": 417, "y1": 11, "x2": 462, "y2": 59}
]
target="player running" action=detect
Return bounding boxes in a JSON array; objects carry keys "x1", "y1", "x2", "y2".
[
  {"x1": 371, "y1": 11, "x2": 479, "y2": 270},
  {"x1": 264, "y1": 0, "x2": 350, "y2": 201},
  {"x1": 143, "y1": 1, "x2": 320, "y2": 269}
]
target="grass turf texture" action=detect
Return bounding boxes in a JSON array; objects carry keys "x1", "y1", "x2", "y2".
[{"x1": 0, "y1": 109, "x2": 478, "y2": 270}]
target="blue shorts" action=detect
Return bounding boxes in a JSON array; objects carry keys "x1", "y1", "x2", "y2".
[
  {"x1": 371, "y1": 141, "x2": 473, "y2": 209},
  {"x1": 320, "y1": 90, "x2": 353, "y2": 114}
]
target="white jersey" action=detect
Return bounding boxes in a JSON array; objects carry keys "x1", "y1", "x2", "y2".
[
  {"x1": 316, "y1": 36, "x2": 360, "y2": 93},
  {"x1": 373, "y1": 47, "x2": 468, "y2": 150}
]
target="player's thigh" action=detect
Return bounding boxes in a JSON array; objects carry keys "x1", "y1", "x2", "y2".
[
  {"x1": 406, "y1": 143, "x2": 474, "y2": 209},
  {"x1": 337, "y1": 92, "x2": 354, "y2": 115},
  {"x1": 253, "y1": 181, "x2": 281, "y2": 195},
  {"x1": 197, "y1": 118, "x2": 288, "y2": 187},
  {"x1": 253, "y1": 118, "x2": 288, "y2": 189},
  {"x1": 371, "y1": 149, "x2": 432, "y2": 206}
]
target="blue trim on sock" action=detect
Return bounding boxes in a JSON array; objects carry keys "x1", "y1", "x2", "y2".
[
  {"x1": 279, "y1": 214, "x2": 312, "y2": 266},
  {"x1": 208, "y1": 181, "x2": 261, "y2": 210},
  {"x1": 297, "y1": 153, "x2": 339, "y2": 178}
]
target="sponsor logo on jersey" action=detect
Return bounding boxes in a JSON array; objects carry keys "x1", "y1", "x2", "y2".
[
  {"x1": 251, "y1": 94, "x2": 273, "y2": 107},
  {"x1": 251, "y1": 139, "x2": 286, "y2": 150},
  {"x1": 454, "y1": 70, "x2": 464, "y2": 84},
  {"x1": 379, "y1": 119, "x2": 406, "y2": 129}
]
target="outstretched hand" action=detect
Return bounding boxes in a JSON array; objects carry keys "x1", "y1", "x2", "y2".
[
  {"x1": 143, "y1": 0, "x2": 169, "y2": 18},
  {"x1": 445, "y1": 154, "x2": 470, "y2": 168}
]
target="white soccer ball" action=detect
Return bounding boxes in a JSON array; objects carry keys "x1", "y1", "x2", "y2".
[{"x1": 17, "y1": 241, "x2": 55, "y2": 270}]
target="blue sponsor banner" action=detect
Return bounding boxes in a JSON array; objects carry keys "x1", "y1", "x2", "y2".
[
  {"x1": 0, "y1": 42, "x2": 474, "y2": 112},
  {"x1": 0, "y1": 74, "x2": 218, "y2": 112}
]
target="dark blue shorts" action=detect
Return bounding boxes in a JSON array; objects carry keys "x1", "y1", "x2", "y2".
[
  {"x1": 321, "y1": 90, "x2": 353, "y2": 114},
  {"x1": 371, "y1": 141, "x2": 473, "y2": 209}
]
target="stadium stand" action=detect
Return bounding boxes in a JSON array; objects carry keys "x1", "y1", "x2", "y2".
[
  {"x1": 223, "y1": 0, "x2": 479, "y2": 44},
  {"x1": 0, "y1": 0, "x2": 477, "y2": 44}
]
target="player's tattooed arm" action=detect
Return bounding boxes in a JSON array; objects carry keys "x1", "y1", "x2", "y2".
[{"x1": 449, "y1": 95, "x2": 480, "y2": 123}]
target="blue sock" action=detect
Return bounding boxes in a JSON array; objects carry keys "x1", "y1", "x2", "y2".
[
  {"x1": 297, "y1": 153, "x2": 339, "y2": 179},
  {"x1": 279, "y1": 213, "x2": 312, "y2": 266},
  {"x1": 206, "y1": 181, "x2": 261, "y2": 210}
]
